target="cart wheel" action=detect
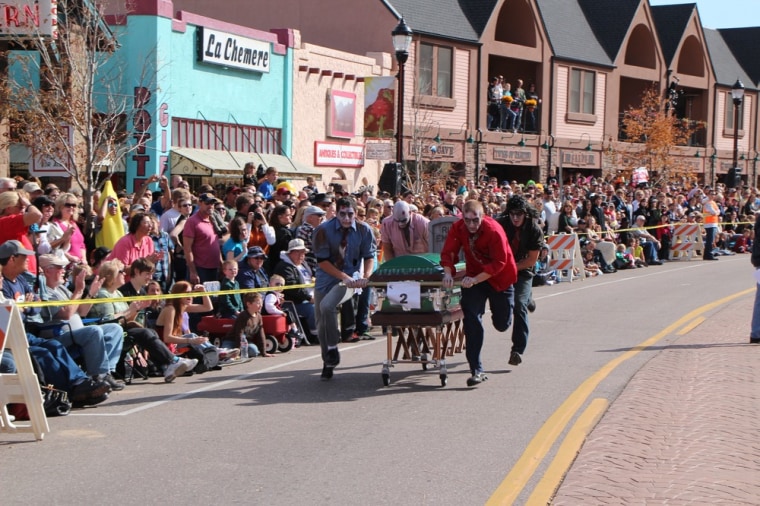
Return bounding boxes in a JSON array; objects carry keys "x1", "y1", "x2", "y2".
[
  {"x1": 265, "y1": 335, "x2": 278, "y2": 354},
  {"x1": 382, "y1": 373, "x2": 390, "y2": 386},
  {"x1": 278, "y1": 336, "x2": 295, "y2": 353},
  {"x1": 439, "y1": 374, "x2": 447, "y2": 387}
]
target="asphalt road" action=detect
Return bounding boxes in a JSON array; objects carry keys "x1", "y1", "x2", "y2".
[{"x1": 1, "y1": 254, "x2": 753, "y2": 505}]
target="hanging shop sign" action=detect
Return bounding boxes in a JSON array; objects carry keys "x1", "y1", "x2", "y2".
[
  {"x1": 314, "y1": 141, "x2": 365, "y2": 167},
  {"x1": 488, "y1": 146, "x2": 536, "y2": 166},
  {"x1": 560, "y1": 150, "x2": 599, "y2": 168},
  {"x1": 0, "y1": 0, "x2": 57, "y2": 39},
  {"x1": 197, "y1": 26, "x2": 270, "y2": 73}
]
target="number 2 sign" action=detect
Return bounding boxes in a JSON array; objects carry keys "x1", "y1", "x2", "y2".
[{"x1": 387, "y1": 282, "x2": 421, "y2": 310}]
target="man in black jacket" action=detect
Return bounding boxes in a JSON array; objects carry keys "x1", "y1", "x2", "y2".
[{"x1": 497, "y1": 196, "x2": 544, "y2": 367}]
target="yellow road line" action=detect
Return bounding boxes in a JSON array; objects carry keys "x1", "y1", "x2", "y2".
[
  {"x1": 485, "y1": 287, "x2": 753, "y2": 506},
  {"x1": 526, "y1": 398, "x2": 609, "y2": 505},
  {"x1": 677, "y1": 316, "x2": 706, "y2": 335}
]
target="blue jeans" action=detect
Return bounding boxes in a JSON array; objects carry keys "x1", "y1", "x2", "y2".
[
  {"x1": 354, "y1": 288, "x2": 372, "y2": 335},
  {"x1": 221, "y1": 339, "x2": 260, "y2": 357},
  {"x1": 28, "y1": 334, "x2": 89, "y2": 393},
  {"x1": 641, "y1": 241, "x2": 660, "y2": 262},
  {"x1": 314, "y1": 284, "x2": 355, "y2": 363},
  {"x1": 460, "y1": 282, "x2": 514, "y2": 375},
  {"x1": 510, "y1": 271, "x2": 533, "y2": 354},
  {"x1": 704, "y1": 226, "x2": 716, "y2": 259},
  {"x1": 751, "y1": 279, "x2": 760, "y2": 340},
  {"x1": 291, "y1": 300, "x2": 316, "y2": 335},
  {"x1": 56, "y1": 323, "x2": 123, "y2": 377},
  {"x1": 1, "y1": 349, "x2": 15, "y2": 373}
]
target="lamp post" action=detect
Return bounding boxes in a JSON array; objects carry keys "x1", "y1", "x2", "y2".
[
  {"x1": 730, "y1": 79, "x2": 744, "y2": 188},
  {"x1": 541, "y1": 132, "x2": 557, "y2": 200},
  {"x1": 392, "y1": 18, "x2": 413, "y2": 165}
]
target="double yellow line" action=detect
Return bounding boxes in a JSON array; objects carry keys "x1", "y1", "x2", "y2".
[{"x1": 486, "y1": 287, "x2": 753, "y2": 505}]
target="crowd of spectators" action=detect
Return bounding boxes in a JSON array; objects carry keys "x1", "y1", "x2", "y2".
[{"x1": 0, "y1": 165, "x2": 752, "y2": 417}]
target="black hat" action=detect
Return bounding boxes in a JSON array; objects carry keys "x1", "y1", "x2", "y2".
[
  {"x1": 311, "y1": 193, "x2": 333, "y2": 206},
  {"x1": 32, "y1": 195, "x2": 55, "y2": 208}
]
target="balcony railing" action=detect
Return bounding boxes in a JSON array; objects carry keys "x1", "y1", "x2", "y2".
[{"x1": 617, "y1": 114, "x2": 706, "y2": 147}]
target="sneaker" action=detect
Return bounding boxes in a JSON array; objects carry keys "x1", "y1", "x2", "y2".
[
  {"x1": 71, "y1": 379, "x2": 111, "y2": 403},
  {"x1": 527, "y1": 299, "x2": 536, "y2": 313},
  {"x1": 218, "y1": 348, "x2": 240, "y2": 361},
  {"x1": 320, "y1": 365, "x2": 334, "y2": 381},
  {"x1": 508, "y1": 351, "x2": 522, "y2": 366},
  {"x1": 325, "y1": 347, "x2": 340, "y2": 368},
  {"x1": 341, "y1": 333, "x2": 360, "y2": 343},
  {"x1": 466, "y1": 372, "x2": 488, "y2": 387},
  {"x1": 164, "y1": 358, "x2": 192, "y2": 383},
  {"x1": 751, "y1": 337, "x2": 760, "y2": 344},
  {"x1": 103, "y1": 373, "x2": 125, "y2": 391},
  {"x1": 359, "y1": 331, "x2": 375, "y2": 340}
]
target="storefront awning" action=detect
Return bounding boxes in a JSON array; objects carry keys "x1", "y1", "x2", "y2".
[{"x1": 170, "y1": 148, "x2": 321, "y2": 180}]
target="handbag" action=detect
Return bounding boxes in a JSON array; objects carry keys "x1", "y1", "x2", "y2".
[
  {"x1": 41, "y1": 384, "x2": 72, "y2": 417},
  {"x1": 7, "y1": 384, "x2": 72, "y2": 421}
]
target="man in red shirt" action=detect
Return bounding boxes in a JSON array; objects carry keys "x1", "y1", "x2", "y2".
[
  {"x1": 441, "y1": 200, "x2": 517, "y2": 387},
  {"x1": 184, "y1": 193, "x2": 223, "y2": 285}
]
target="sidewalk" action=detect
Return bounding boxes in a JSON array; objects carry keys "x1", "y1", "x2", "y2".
[{"x1": 552, "y1": 294, "x2": 760, "y2": 504}]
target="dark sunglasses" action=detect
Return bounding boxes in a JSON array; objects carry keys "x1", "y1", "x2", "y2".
[{"x1": 64, "y1": 203, "x2": 77, "y2": 208}]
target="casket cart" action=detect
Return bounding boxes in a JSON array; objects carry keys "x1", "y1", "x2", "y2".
[{"x1": 368, "y1": 253, "x2": 465, "y2": 387}]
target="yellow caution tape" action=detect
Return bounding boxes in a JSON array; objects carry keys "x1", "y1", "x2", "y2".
[{"x1": 17, "y1": 282, "x2": 315, "y2": 309}]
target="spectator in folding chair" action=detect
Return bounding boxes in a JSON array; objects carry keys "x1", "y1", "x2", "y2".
[
  {"x1": 272, "y1": 239, "x2": 316, "y2": 343},
  {"x1": 87, "y1": 259, "x2": 197, "y2": 383},
  {"x1": 37, "y1": 253, "x2": 126, "y2": 392},
  {"x1": 0, "y1": 240, "x2": 111, "y2": 406}
]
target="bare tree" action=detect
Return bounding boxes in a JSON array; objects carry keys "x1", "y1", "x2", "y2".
[{"x1": 0, "y1": 0, "x2": 154, "y2": 241}]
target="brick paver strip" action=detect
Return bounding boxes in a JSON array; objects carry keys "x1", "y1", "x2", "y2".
[{"x1": 552, "y1": 296, "x2": 760, "y2": 504}]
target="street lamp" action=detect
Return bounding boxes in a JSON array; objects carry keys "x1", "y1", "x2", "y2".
[
  {"x1": 729, "y1": 78, "x2": 744, "y2": 188},
  {"x1": 540, "y1": 132, "x2": 558, "y2": 200},
  {"x1": 392, "y1": 18, "x2": 413, "y2": 164}
]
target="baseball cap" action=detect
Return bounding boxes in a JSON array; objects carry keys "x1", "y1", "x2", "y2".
[
  {"x1": 0, "y1": 240, "x2": 34, "y2": 259},
  {"x1": 287, "y1": 238, "x2": 308, "y2": 252},
  {"x1": 226, "y1": 185, "x2": 241, "y2": 194},
  {"x1": 246, "y1": 246, "x2": 267, "y2": 259},
  {"x1": 39, "y1": 253, "x2": 69, "y2": 268},
  {"x1": 198, "y1": 193, "x2": 220, "y2": 205},
  {"x1": 23, "y1": 182, "x2": 42, "y2": 193},
  {"x1": 303, "y1": 205, "x2": 326, "y2": 218}
]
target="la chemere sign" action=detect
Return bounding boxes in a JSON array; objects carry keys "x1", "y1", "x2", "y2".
[{"x1": 197, "y1": 26, "x2": 270, "y2": 74}]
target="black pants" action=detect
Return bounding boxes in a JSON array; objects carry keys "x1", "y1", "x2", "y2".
[{"x1": 126, "y1": 327, "x2": 175, "y2": 366}]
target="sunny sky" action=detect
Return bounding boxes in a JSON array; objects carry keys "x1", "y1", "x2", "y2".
[{"x1": 649, "y1": 0, "x2": 760, "y2": 29}]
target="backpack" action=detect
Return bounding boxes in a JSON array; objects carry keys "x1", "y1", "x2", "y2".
[{"x1": 185, "y1": 344, "x2": 220, "y2": 374}]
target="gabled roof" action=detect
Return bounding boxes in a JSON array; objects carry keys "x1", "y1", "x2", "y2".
[
  {"x1": 384, "y1": 0, "x2": 497, "y2": 43},
  {"x1": 535, "y1": 0, "x2": 613, "y2": 67},
  {"x1": 718, "y1": 27, "x2": 760, "y2": 88},
  {"x1": 651, "y1": 3, "x2": 696, "y2": 65},
  {"x1": 577, "y1": 0, "x2": 641, "y2": 62},
  {"x1": 703, "y1": 28, "x2": 755, "y2": 89}
]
